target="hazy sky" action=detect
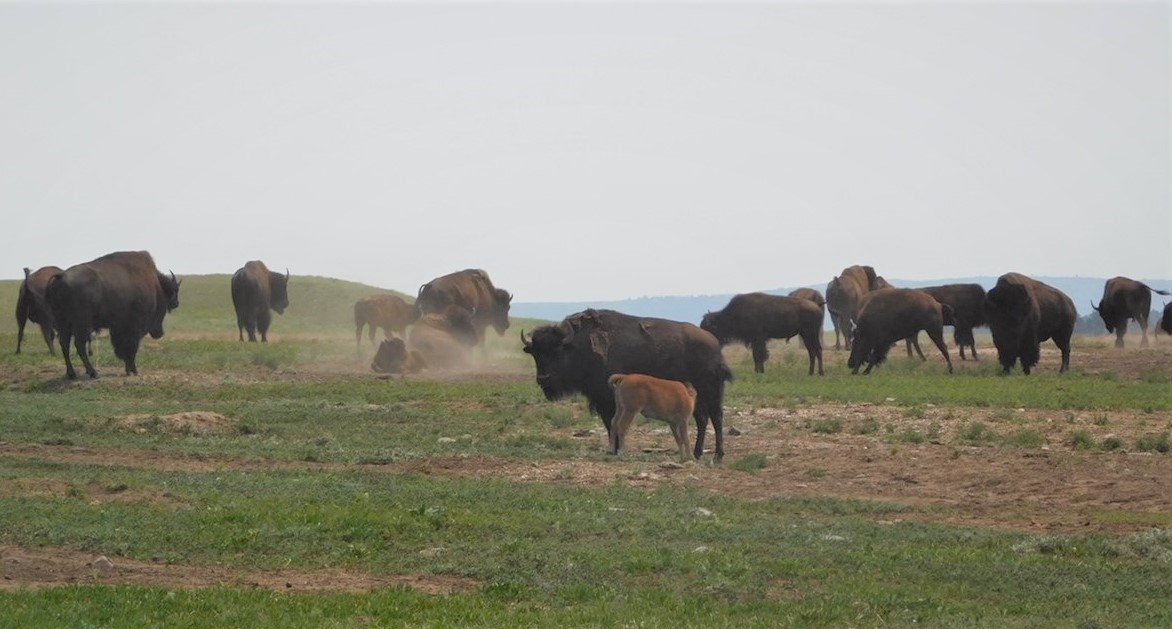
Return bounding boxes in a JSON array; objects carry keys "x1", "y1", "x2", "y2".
[{"x1": 2, "y1": 2, "x2": 1168, "y2": 302}]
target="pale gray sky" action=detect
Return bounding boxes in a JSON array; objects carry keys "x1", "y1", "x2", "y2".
[{"x1": 2, "y1": 2, "x2": 1168, "y2": 302}]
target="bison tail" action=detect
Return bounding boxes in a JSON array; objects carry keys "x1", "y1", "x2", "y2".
[{"x1": 718, "y1": 362, "x2": 733, "y2": 382}]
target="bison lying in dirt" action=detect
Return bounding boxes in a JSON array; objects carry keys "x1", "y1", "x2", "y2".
[
  {"x1": 406, "y1": 305, "x2": 479, "y2": 370},
  {"x1": 701, "y1": 292, "x2": 823, "y2": 375},
  {"x1": 984, "y1": 272, "x2": 1076, "y2": 374},
  {"x1": 370, "y1": 337, "x2": 427, "y2": 375},
  {"x1": 848, "y1": 288, "x2": 953, "y2": 375},
  {"x1": 608, "y1": 373, "x2": 696, "y2": 460},
  {"x1": 521, "y1": 309, "x2": 732, "y2": 462}
]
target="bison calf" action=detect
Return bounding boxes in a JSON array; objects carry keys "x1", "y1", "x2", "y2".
[{"x1": 607, "y1": 373, "x2": 696, "y2": 460}]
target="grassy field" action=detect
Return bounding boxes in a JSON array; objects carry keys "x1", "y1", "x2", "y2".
[{"x1": 1, "y1": 276, "x2": 1169, "y2": 626}]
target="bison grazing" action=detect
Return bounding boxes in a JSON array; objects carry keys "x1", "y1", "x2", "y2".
[
  {"x1": 416, "y1": 269, "x2": 512, "y2": 348},
  {"x1": 15, "y1": 265, "x2": 63, "y2": 355},
  {"x1": 607, "y1": 373, "x2": 696, "y2": 460},
  {"x1": 1092, "y1": 277, "x2": 1169, "y2": 348},
  {"x1": 45, "y1": 251, "x2": 180, "y2": 379},
  {"x1": 825, "y1": 264, "x2": 881, "y2": 351},
  {"x1": 231, "y1": 261, "x2": 290, "y2": 343},
  {"x1": 370, "y1": 337, "x2": 427, "y2": 375},
  {"x1": 701, "y1": 292, "x2": 824, "y2": 375},
  {"x1": 406, "y1": 305, "x2": 479, "y2": 370},
  {"x1": 847, "y1": 288, "x2": 953, "y2": 375},
  {"x1": 521, "y1": 309, "x2": 732, "y2": 462},
  {"x1": 917, "y1": 284, "x2": 988, "y2": 360},
  {"x1": 984, "y1": 273, "x2": 1076, "y2": 375},
  {"x1": 354, "y1": 294, "x2": 418, "y2": 350}
]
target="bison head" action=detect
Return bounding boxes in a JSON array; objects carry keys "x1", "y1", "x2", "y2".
[
  {"x1": 1091, "y1": 299, "x2": 1115, "y2": 333},
  {"x1": 270, "y1": 269, "x2": 291, "y2": 315},
  {"x1": 491, "y1": 288, "x2": 512, "y2": 335},
  {"x1": 699, "y1": 311, "x2": 731, "y2": 345},
  {"x1": 520, "y1": 322, "x2": 588, "y2": 401}
]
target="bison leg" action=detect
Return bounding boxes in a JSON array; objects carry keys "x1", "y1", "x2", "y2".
[
  {"x1": 802, "y1": 331, "x2": 823, "y2": 376},
  {"x1": 925, "y1": 327, "x2": 953, "y2": 374},
  {"x1": 40, "y1": 324, "x2": 57, "y2": 356},
  {"x1": 610, "y1": 404, "x2": 638, "y2": 455},
  {"x1": 750, "y1": 340, "x2": 768, "y2": 373},
  {"x1": 906, "y1": 335, "x2": 926, "y2": 361},
  {"x1": 75, "y1": 332, "x2": 97, "y2": 379},
  {"x1": 669, "y1": 417, "x2": 690, "y2": 460},
  {"x1": 58, "y1": 329, "x2": 77, "y2": 380},
  {"x1": 257, "y1": 309, "x2": 272, "y2": 343},
  {"x1": 1114, "y1": 326, "x2": 1126, "y2": 349}
]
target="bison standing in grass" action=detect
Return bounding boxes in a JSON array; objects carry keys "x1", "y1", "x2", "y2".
[
  {"x1": 521, "y1": 309, "x2": 732, "y2": 462},
  {"x1": 15, "y1": 265, "x2": 63, "y2": 355},
  {"x1": 1091, "y1": 277, "x2": 1169, "y2": 348},
  {"x1": 847, "y1": 289, "x2": 953, "y2": 375},
  {"x1": 231, "y1": 261, "x2": 289, "y2": 343},
  {"x1": 45, "y1": 251, "x2": 180, "y2": 379},
  {"x1": 354, "y1": 294, "x2": 418, "y2": 350},
  {"x1": 826, "y1": 264, "x2": 881, "y2": 351},
  {"x1": 917, "y1": 284, "x2": 988, "y2": 360},
  {"x1": 607, "y1": 373, "x2": 696, "y2": 460},
  {"x1": 701, "y1": 292, "x2": 824, "y2": 375},
  {"x1": 984, "y1": 273, "x2": 1076, "y2": 374}
]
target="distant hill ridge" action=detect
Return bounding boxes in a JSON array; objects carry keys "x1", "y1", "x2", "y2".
[{"x1": 510, "y1": 276, "x2": 1172, "y2": 327}]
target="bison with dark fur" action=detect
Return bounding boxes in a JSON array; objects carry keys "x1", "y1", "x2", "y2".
[
  {"x1": 1092, "y1": 276, "x2": 1169, "y2": 348},
  {"x1": 1159, "y1": 303, "x2": 1172, "y2": 336},
  {"x1": 918, "y1": 284, "x2": 988, "y2": 360},
  {"x1": 415, "y1": 269, "x2": 511, "y2": 347},
  {"x1": 45, "y1": 251, "x2": 180, "y2": 379},
  {"x1": 354, "y1": 294, "x2": 418, "y2": 350},
  {"x1": 521, "y1": 309, "x2": 732, "y2": 461},
  {"x1": 847, "y1": 289, "x2": 953, "y2": 375},
  {"x1": 701, "y1": 293, "x2": 823, "y2": 375},
  {"x1": 231, "y1": 260, "x2": 289, "y2": 343},
  {"x1": 825, "y1": 265, "x2": 880, "y2": 351},
  {"x1": 15, "y1": 265, "x2": 63, "y2": 355},
  {"x1": 984, "y1": 273, "x2": 1076, "y2": 374}
]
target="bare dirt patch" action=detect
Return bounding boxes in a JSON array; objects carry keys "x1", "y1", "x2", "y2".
[
  {"x1": 0, "y1": 545, "x2": 480, "y2": 594},
  {"x1": 119, "y1": 411, "x2": 237, "y2": 435}
]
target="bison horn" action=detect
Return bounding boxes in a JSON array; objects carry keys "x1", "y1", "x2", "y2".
[
  {"x1": 1089, "y1": 301, "x2": 1099, "y2": 312},
  {"x1": 519, "y1": 330, "x2": 532, "y2": 349},
  {"x1": 285, "y1": 268, "x2": 290, "y2": 281},
  {"x1": 170, "y1": 270, "x2": 177, "y2": 285}
]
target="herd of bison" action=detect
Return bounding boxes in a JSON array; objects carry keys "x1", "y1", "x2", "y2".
[{"x1": 13, "y1": 250, "x2": 1172, "y2": 463}]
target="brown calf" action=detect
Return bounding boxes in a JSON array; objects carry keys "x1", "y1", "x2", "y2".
[{"x1": 607, "y1": 373, "x2": 697, "y2": 459}]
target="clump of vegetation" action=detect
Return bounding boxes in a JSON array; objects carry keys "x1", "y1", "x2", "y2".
[
  {"x1": 811, "y1": 418, "x2": 843, "y2": 434},
  {"x1": 1100, "y1": 436, "x2": 1124, "y2": 451},
  {"x1": 1005, "y1": 429, "x2": 1045, "y2": 449},
  {"x1": 891, "y1": 429, "x2": 925, "y2": 444},
  {"x1": 729, "y1": 453, "x2": 767, "y2": 472},
  {"x1": 1134, "y1": 432, "x2": 1171, "y2": 454},
  {"x1": 958, "y1": 422, "x2": 995, "y2": 444},
  {"x1": 1068, "y1": 430, "x2": 1096, "y2": 450},
  {"x1": 853, "y1": 417, "x2": 879, "y2": 435}
]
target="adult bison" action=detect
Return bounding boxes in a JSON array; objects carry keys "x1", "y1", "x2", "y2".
[
  {"x1": 415, "y1": 269, "x2": 511, "y2": 347},
  {"x1": 231, "y1": 261, "x2": 289, "y2": 343},
  {"x1": 15, "y1": 265, "x2": 63, "y2": 355},
  {"x1": 917, "y1": 284, "x2": 988, "y2": 360},
  {"x1": 521, "y1": 309, "x2": 733, "y2": 462},
  {"x1": 848, "y1": 288, "x2": 953, "y2": 375},
  {"x1": 45, "y1": 251, "x2": 180, "y2": 379},
  {"x1": 825, "y1": 265, "x2": 881, "y2": 351},
  {"x1": 354, "y1": 294, "x2": 418, "y2": 350},
  {"x1": 406, "y1": 305, "x2": 479, "y2": 370},
  {"x1": 701, "y1": 292, "x2": 823, "y2": 375},
  {"x1": 1160, "y1": 303, "x2": 1172, "y2": 336},
  {"x1": 787, "y1": 287, "x2": 825, "y2": 308},
  {"x1": 984, "y1": 273, "x2": 1076, "y2": 374},
  {"x1": 1091, "y1": 277, "x2": 1169, "y2": 348}
]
